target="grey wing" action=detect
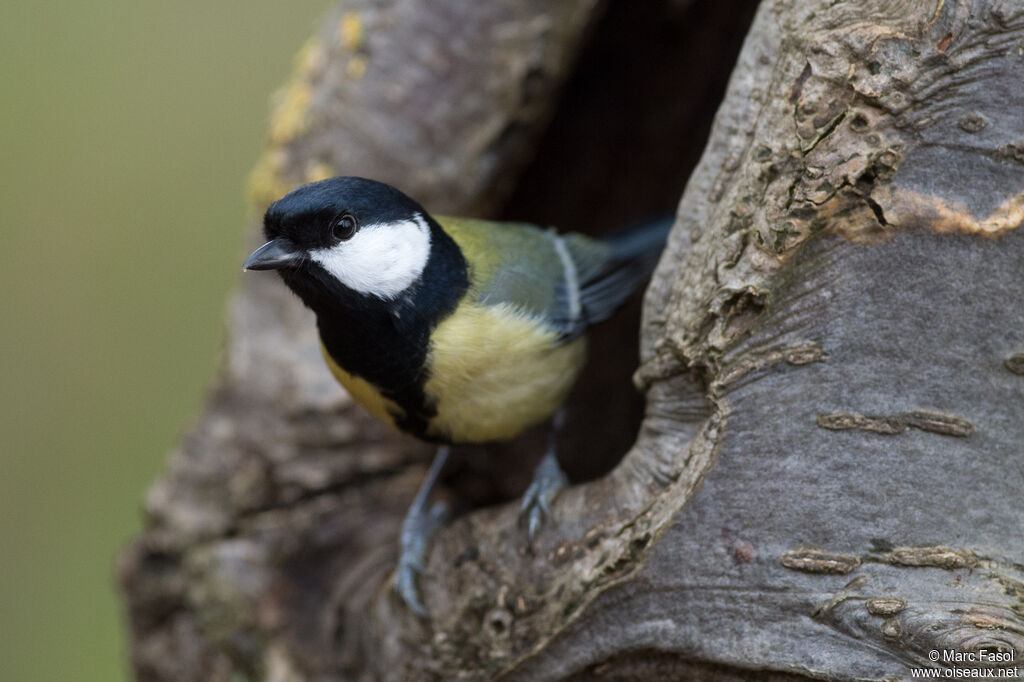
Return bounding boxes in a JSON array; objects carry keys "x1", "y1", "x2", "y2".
[
  {"x1": 471, "y1": 222, "x2": 568, "y2": 321},
  {"x1": 550, "y1": 216, "x2": 673, "y2": 340}
]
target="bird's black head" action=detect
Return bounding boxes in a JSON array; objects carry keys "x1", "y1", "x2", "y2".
[
  {"x1": 244, "y1": 175, "x2": 470, "y2": 336},
  {"x1": 262, "y1": 176, "x2": 425, "y2": 249},
  {"x1": 244, "y1": 176, "x2": 441, "y2": 307}
]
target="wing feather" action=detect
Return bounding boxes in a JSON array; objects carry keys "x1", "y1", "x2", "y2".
[{"x1": 437, "y1": 215, "x2": 672, "y2": 342}]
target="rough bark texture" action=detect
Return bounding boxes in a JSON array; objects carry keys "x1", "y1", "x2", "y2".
[{"x1": 120, "y1": 0, "x2": 1024, "y2": 680}]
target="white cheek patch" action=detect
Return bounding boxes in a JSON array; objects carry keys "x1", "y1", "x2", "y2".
[{"x1": 310, "y1": 214, "x2": 432, "y2": 299}]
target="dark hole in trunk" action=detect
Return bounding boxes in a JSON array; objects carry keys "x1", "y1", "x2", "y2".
[{"x1": 447, "y1": 0, "x2": 760, "y2": 506}]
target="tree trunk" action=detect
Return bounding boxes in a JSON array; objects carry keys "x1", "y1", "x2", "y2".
[{"x1": 119, "y1": 1, "x2": 1024, "y2": 680}]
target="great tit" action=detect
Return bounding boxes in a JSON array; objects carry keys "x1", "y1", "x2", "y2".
[{"x1": 244, "y1": 176, "x2": 670, "y2": 614}]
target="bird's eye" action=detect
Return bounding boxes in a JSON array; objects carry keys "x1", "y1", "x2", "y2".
[{"x1": 331, "y1": 213, "x2": 358, "y2": 242}]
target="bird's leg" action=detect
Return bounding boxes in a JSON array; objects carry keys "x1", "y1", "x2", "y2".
[
  {"x1": 396, "y1": 445, "x2": 450, "y2": 616},
  {"x1": 519, "y1": 409, "x2": 569, "y2": 541}
]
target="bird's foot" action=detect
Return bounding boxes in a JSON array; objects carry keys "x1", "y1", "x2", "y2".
[
  {"x1": 395, "y1": 446, "x2": 451, "y2": 616},
  {"x1": 397, "y1": 498, "x2": 450, "y2": 616},
  {"x1": 519, "y1": 450, "x2": 568, "y2": 542}
]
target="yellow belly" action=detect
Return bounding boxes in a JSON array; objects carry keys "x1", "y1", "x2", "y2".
[
  {"x1": 423, "y1": 301, "x2": 586, "y2": 443},
  {"x1": 320, "y1": 302, "x2": 586, "y2": 443}
]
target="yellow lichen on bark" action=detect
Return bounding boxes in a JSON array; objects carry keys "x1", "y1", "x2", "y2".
[
  {"x1": 339, "y1": 12, "x2": 364, "y2": 51},
  {"x1": 873, "y1": 187, "x2": 1024, "y2": 237}
]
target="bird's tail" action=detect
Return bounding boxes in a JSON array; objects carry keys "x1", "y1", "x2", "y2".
[
  {"x1": 602, "y1": 214, "x2": 674, "y2": 262},
  {"x1": 555, "y1": 215, "x2": 673, "y2": 332}
]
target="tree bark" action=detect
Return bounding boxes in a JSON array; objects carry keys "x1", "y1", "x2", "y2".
[{"x1": 119, "y1": 1, "x2": 1024, "y2": 680}]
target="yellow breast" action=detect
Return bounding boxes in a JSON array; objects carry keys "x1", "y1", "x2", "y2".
[
  {"x1": 320, "y1": 303, "x2": 586, "y2": 444},
  {"x1": 423, "y1": 301, "x2": 586, "y2": 443}
]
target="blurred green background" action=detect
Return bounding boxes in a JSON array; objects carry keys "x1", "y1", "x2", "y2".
[{"x1": 0, "y1": 1, "x2": 327, "y2": 680}]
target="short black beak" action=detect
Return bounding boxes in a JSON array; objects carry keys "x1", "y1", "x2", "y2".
[{"x1": 243, "y1": 239, "x2": 303, "y2": 271}]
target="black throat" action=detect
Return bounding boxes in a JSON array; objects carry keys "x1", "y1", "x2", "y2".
[{"x1": 278, "y1": 217, "x2": 469, "y2": 440}]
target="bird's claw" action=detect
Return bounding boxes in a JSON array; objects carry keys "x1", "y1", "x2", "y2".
[
  {"x1": 396, "y1": 500, "x2": 449, "y2": 616},
  {"x1": 519, "y1": 452, "x2": 568, "y2": 542}
]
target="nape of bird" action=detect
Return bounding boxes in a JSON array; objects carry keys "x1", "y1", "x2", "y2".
[{"x1": 244, "y1": 176, "x2": 670, "y2": 615}]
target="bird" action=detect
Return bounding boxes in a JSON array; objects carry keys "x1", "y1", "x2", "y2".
[{"x1": 243, "y1": 176, "x2": 670, "y2": 615}]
